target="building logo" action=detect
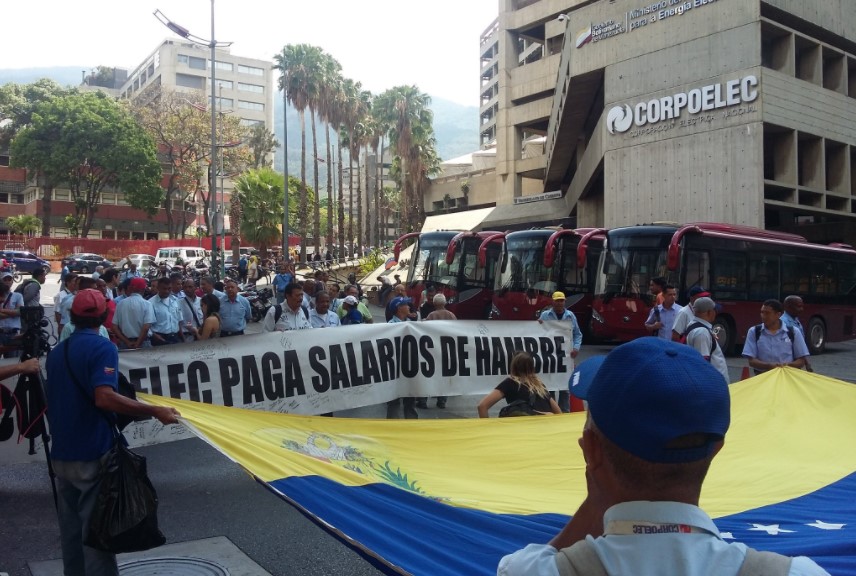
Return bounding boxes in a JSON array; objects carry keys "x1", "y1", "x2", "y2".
[
  {"x1": 575, "y1": 25, "x2": 593, "y2": 48},
  {"x1": 606, "y1": 75, "x2": 759, "y2": 136},
  {"x1": 607, "y1": 105, "x2": 633, "y2": 134}
]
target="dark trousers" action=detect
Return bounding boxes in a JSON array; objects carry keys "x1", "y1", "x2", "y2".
[
  {"x1": 386, "y1": 398, "x2": 418, "y2": 419},
  {"x1": 220, "y1": 330, "x2": 244, "y2": 337},
  {"x1": 151, "y1": 332, "x2": 181, "y2": 346}
]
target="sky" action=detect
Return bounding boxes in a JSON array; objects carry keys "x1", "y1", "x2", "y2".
[{"x1": 1, "y1": 0, "x2": 497, "y2": 107}]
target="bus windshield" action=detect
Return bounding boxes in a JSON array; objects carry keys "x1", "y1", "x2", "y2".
[
  {"x1": 595, "y1": 234, "x2": 671, "y2": 300},
  {"x1": 410, "y1": 237, "x2": 456, "y2": 286},
  {"x1": 498, "y1": 237, "x2": 554, "y2": 294}
]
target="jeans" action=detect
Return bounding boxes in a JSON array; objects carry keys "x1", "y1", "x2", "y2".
[{"x1": 53, "y1": 458, "x2": 119, "y2": 576}]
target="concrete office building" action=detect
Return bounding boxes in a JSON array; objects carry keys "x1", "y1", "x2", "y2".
[{"x1": 482, "y1": 0, "x2": 856, "y2": 243}]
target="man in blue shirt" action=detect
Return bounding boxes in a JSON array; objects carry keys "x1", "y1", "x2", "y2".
[
  {"x1": 271, "y1": 263, "x2": 293, "y2": 305},
  {"x1": 237, "y1": 254, "x2": 248, "y2": 284},
  {"x1": 499, "y1": 339, "x2": 828, "y2": 576},
  {"x1": 644, "y1": 284, "x2": 683, "y2": 339},
  {"x1": 538, "y1": 291, "x2": 583, "y2": 413},
  {"x1": 219, "y1": 278, "x2": 252, "y2": 336},
  {"x1": 149, "y1": 278, "x2": 182, "y2": 346},
  {"x1": 45, "y1": 289, "x2": 180, "y2": 576},
  {"x1": 113, "y1": 278, "x2": 155, "y2": 349},
  {"x1": 742, "y1": 298, "x2": 810, "y2": 374}
]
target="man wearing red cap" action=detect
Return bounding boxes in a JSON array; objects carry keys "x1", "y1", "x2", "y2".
[{"x1": 45, "y1": 289, "x2": 180, "y2": 576}]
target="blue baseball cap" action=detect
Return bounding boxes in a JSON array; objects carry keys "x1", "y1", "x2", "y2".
[
  {"x1": 390, "y1": 296, "x2": 412, "y2": 310},
  {"x1": 569, "y1": 338, "x2": 730, "y2": 463}
]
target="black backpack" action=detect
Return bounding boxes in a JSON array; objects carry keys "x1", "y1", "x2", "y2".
[
  {"x1": 273, "y1": 304, "x2": 310, "y2": 323},
  {"x1": 684, "y1": 321, "x2": 717, "y2": 356},
  {"x1": 14, "y1": 279, "x2": 37, "y2": 295}
]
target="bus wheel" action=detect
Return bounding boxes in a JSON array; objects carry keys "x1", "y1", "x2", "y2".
[
  {"x1": 807, "y1": 317, "x2": 826, "y2": 355},
  {"x1": 712, "y1": 315, "x2": 734, "y2": 356}
]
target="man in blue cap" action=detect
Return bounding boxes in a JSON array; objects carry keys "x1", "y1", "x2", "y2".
[{"x1": 498, "y1": 338, "x2": 827, "y2": 576}]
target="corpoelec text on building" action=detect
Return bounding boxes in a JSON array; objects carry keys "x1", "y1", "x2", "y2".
[
  {"x1": 607, "y1": 75, "x2": 759, "y2": 135},
  {"x1": 488, "y1": 0, "x2": 856, "y2": 245}
]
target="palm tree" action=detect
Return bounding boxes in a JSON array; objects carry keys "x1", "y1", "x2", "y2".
[
  {"x1": 5, "y1": 214, "x2": 42, "y2": 237},
  {"x1": 374, "y1": 86, "x2": 434, "y2": 231},
  {"x1": 317, "y1": 58, "x2": 343, "y2": 249},
  {"x1": 233, "y1": 168, "x2": 284, "y2": 256},
  {"x1": 274, "y1": 44, "x2": 323, "y2": 262}
]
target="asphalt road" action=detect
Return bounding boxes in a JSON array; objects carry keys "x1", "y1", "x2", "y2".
[{"x1": 1, "y1": 274, "x2": 854, "y2": 575}]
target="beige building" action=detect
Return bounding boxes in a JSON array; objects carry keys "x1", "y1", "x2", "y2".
[
  {"x1": 121, "y1": 39, "x2": 273, "y2": 131},
  {"x1": 464, "y1": 0, "x2": 856, "y2": 243}
]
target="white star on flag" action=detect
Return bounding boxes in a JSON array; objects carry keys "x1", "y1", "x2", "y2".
[
  {"x1": 720, "y1": 532, "x2": 734, "y2": 540},
  {"x1": 749, "y1": 524, "x2": 795, "y2": 535},
  {"x1": 807, "y1": 520, "x2": 845, "y2": 530}
]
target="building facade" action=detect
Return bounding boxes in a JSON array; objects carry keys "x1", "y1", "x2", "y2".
[{"x1": 486, "y1": 0, "x2": 856, "y2": 243}]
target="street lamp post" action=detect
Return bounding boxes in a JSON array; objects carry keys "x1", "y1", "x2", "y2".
[{"x1": 155, "y1": 3, "x2": 231, "y2": 279}]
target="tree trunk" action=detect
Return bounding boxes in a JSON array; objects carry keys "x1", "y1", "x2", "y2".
[
  {"x1": 40, "y1": 177, "x2": 53, "y2": 237},
  {"x1": 325, "y1": 125, "x2": 333, "y2": 248},
  {"x1": 347, "y1": 131, "x2": 354, "y2": 258},
  {"x1": 311, "y1": 108, "x2": 320, "y2": 255},
  {"x1": 400, "y1": 155, "x2": 408, "y2": 235},
  {"x1": 376, "y1": 136, "x2": 384, "y2": 247},
  {"x1": 299, "y1": 108, "x2": 308, "y2": 263},
  {"x1": 337, "y1": 139, "x2": 345, "y2": 260},
  {"x1": 356, "y1": 148, "x2": 362, "y2": 254}
]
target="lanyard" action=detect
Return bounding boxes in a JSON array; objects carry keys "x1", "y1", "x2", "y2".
[{"x1": 604, "y1": 520, "x2": 716, "y2": 537}]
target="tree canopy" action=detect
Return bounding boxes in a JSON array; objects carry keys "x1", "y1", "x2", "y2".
[{"x1": 11, "y1": 91, "x2": 164, "y2": 237}]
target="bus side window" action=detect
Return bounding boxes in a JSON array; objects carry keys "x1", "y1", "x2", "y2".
[
  {"x1": 749, "y1": 254, "x2": 780, "y2": 300},
  {"x1": 840, "y1": 261, "x2": 856, "y2": 297},
  {"x1": 811, "y1": 260, "x2": 837, "y2": 295},
  {"x1": 782, "y1": 256, "x2": 811, "y2": 294}
]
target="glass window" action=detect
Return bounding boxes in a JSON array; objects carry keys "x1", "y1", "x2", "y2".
[
  {"x1": 238, "y1": 82, "x2": 264, "y2": 94},
  {"x1": 238, "y1": 64, "x2": 264, "y2": 76},
  {"x1": 209, "y1": 96, "x2": 233, "y2": 108},
  {"x1": 240, "y1": 118, "x2": 264, "y2": 127},
  {"x1": 208, "y1": 60, "x2": 233, "y2": 72},
  {"x1": 177, "y1": 54, "x2": 189, "y2": 65},
  {"x1": 839, "y1": 260, "x2": 856, "y2": 297},
  {"x1": 238, "y1": 100, "x2": 264, "y2": 111},
  {"x1": 215, "y1": 79, "x2": 233, "y2": 90},
  {"x1": 748, "y1": 253, "x2": 780, "y2": 300},
  {"x1": 176, "y1": 73, "x2": 205, "y2": 90},
  {"x1": 189, "y1": 56, "x2": 206, "y2": 70},
  {"x1": 781, "y1": 255, "x2": 811, "y2": 294},
  {"x1": 711, "y1": 250, "x2": 747, "y2": 299},
  {"x1": 811, "y1": 260, "x2": 838, "y2": 295}
]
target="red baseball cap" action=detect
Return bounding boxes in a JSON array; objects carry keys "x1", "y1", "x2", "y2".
[
  {"x1": 129, "y1": 277, "x2": 148, "y2": 292},
  {"x1": 71, "y1": 289, "x2": 107, "y2": 318}
]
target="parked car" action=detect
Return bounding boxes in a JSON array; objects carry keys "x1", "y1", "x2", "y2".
[
  {"x1": 115, "y1": 254, "x2": 156, "y2": 272},
  {"x1": 155, "y1": 247, "x2": 208, "y2": 267},
  {"x1": 0, "y1": 250, "x2": 51, "y2": 274},
  {"x1": 62, "y1": 253, "x2": 113, "y2": 274}
]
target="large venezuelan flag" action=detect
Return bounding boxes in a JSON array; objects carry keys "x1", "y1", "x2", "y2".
[{"x1": 143, "y1": 368, "x2": 856, "y2": 575}]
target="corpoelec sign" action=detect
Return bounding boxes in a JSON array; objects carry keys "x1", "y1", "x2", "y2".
[{"x1": 606, "y1": 75, "x2": 759, "y2": 136}]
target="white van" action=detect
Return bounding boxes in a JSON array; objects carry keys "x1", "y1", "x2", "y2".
[{"x1": 155, "y1": 247, "x2": 208, "y2": 267}]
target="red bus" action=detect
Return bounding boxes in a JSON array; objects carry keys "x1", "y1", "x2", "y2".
[
  {"x1": 590, "y1": 222, "x2": 856, "y2": 354},
  {"x1": 393, "y1": 230, "x2": 502, "y2": 319},
  {"x1": 480, "y1": 228, "x2": 604, "y2": 332}
]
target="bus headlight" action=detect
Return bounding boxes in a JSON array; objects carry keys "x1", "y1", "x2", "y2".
[{"x1": 592, "y1": 309, "x2": 604, "y2": 324}]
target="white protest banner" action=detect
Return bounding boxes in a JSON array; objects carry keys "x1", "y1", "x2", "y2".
[
  {"x1": 0, "y1": 320, "x2": 576, "y2": 462},
  {"x1": 119, "y1": 320, "x2": 574, "y2": 415}
]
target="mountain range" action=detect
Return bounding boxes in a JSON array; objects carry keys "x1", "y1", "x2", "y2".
[{"x1": 0, "y1": 66, "x2": 480, "y2": 175}]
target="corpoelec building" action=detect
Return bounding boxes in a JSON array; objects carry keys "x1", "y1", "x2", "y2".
[{"x1": 483, "y1": 0, "x2": 856, "y2": 243}]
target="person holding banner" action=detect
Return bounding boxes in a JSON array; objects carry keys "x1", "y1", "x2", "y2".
[
  {"x1": 180, "y1": 278, "x2": 204, "y2": 342},
  {"x1": 538, "y1": 291, "x2": 582, "y2": 413},
  {"x1": 387, "y1": 297, "x2": 418, "y2": 419},
  {"x1": 477, "y1": 351, "x2": 561, "y2": 418},
  {"x1": 218, "y1": 279, "x2": 252, "y2": 337}
]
